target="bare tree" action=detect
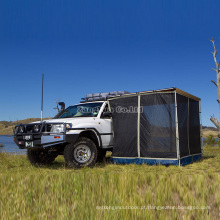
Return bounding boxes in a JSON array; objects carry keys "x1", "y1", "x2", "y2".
[
  {"x1": 210, "y1": 38, "x2": 220, "y2": 139},
  {"x1": 53, "y1": 98, "x2": 61, "y2": 112}
]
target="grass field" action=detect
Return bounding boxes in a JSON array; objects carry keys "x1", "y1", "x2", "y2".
[{"x1": 0, "y1": 147, "x2": 220, "y2": 220}]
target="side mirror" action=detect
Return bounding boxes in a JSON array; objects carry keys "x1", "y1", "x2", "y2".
[
  {"x1": 102, "y1": 112, "x2": 112, "y2": 118},
  {"x1": 58, "y1": 102, "x2": 65, "y2": 111}
]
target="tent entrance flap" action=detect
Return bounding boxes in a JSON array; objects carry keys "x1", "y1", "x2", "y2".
[
  {"x1": 109, "y1": 96, "x2": 138, "y2": 157},
  {"x1": 140, "y1": 93, "x2": 177, "y2": 158},
  {"x1": 177, "y1": 95, "x2": 201, "y2": 158}
]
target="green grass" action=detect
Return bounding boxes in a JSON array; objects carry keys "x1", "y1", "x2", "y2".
[{"x1": 0, "y1": 147, "x2": 220, "y2": 219}]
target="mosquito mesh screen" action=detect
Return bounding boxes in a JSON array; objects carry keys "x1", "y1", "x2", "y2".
[
  {"x1": 140, "y1": 93, "x2": 177, "y2": 158},
  {"x1": 109, "y1": 96, "x2": 138, "y2": 157}
]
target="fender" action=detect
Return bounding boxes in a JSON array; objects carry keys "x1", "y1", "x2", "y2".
[{"x1": 67, "y1": 127, "x2": 102, "y2": 147}]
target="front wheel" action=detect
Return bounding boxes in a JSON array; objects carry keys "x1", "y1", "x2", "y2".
[
  {"x1": 27, "y1": 149, "x2": 57, "y2": 166},
  {"x1": 64, "y1": 137, "x2": 98, "y2": 168}
]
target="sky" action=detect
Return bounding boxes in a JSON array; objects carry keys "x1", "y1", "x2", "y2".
[{"x1": 0, "y1": 0, "x2": 220, "y2": 126}]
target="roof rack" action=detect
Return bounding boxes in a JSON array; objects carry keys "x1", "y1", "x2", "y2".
[{"x1": 81, "y1": 91, "x2": 130, "y2": 103}]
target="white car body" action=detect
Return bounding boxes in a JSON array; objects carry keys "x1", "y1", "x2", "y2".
[{"x1": 32, "y1": 101, "x2": 113, "y2": 148}]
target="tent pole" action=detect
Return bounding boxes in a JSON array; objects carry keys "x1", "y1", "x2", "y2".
[
  {"x1": 199, "y1": 100, "x2": 203, "y2": 158},
  {"x1": 137, "y1": 95, "x2": 141, "y2": 158},
  {"x1": 187, "y1": 98, "x2": 191, "y2": 162},
  {"x1": 175, "y1": 91, "x2": 180, "y2": 167}
]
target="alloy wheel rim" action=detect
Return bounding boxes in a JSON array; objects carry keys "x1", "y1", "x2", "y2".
[{"x1": 73, "y1": 144, "x2": 91, "y2": 163}]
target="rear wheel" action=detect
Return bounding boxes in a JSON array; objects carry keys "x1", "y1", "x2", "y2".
[
  {"x1": 64, "y1": 137, "x2": 98, "y2": 168},
  {"x1": 27, "y1": 149, "x2": 57, "y2": 166}
]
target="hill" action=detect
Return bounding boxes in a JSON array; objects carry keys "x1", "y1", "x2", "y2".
[
  {"x1": 0, "y1": 118, "x2": 46, "y2": 135},
  {"x1": 202, "y1": 126, "x2": 218, "y2": 138}
]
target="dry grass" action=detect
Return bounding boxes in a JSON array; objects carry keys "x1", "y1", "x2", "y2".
[
  {"x1": 0, "y1": 147, "x2": 220, "y2": 219},
  {"x1": 202, "y1": 128, "x2": 218, "y2": 138}
]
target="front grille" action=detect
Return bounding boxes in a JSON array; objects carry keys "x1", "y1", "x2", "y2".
[
  {"x1": 26, "y1": 124, "x2": 35, "y2": 133},
  {"x1": 16, "y1": 134, "x2": 41, "y2": 141},
  {"x1": 16, "y1": 123, "x2": 63, "y2": 134},
  {"x1": 32, "y1": 134, "x2": 41, "y2": 140},
  {"x1": 45, "y1": 124, "x2": 52, "y2": 132}
]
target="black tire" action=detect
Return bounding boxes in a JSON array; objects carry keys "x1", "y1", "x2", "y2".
[
  {"x1": 64, "y1": 137, "x2": 98, "y2": 169},
  {"x1": 97, "y1": 149, "x2": 106, "y2": 163},
  {"x1": 27, "y1": 149, "x2": 57, "y2": 166}
]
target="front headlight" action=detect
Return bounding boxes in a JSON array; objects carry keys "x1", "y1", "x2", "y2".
[
  {"x1": 19, "y1": 125, "x2": 25, "y2": 133},
  {"x1": 33, "y1": 124, "x2": 41, "y2": 133},
  {"x1": 14, "y1": 127, "x2": 18, "y2": 135},
  {"x1": 50, "y1": 124, "x2": 65, "y2": 133},
  {"x1": 65, "y1": 123, "x2": 72, "y2": 129}
]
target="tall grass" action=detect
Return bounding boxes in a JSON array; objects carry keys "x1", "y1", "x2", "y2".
[{"x1": 0, "y1": 147, "x2": 220, "y2": 219}]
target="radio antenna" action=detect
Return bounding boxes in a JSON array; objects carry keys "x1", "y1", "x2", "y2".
[{"x1": 41, "y1": 74, "x2": 44, "y2": 122}]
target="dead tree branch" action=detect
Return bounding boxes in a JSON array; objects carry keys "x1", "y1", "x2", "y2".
[
  {"x1": 210, "y1": 38, "x2": 220, "y2": 138},
  {"x1": 211, "y1": 80, "x2": 218, "y2": 87},
  {"x1": 210, "y1": 115, "x2": 220, "y2": 129},
  {"x1": 210, "y1": 38, "x2": 220, "y2": 73},
  {"x1": 53, "y1": 98, "x2": 60, "y2": 112}
]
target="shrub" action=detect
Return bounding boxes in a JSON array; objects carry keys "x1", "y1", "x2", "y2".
[{"x1": 204, "y1": 135, "x2": 217, "y2": 146}]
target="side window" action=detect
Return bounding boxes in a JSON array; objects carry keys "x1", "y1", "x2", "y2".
[
  {"x1": 101, "y1": 103, "x2": 112, "y2": 118},
  {"x1": 103, "y1": 104, "x2": 109, "y2": 113}
]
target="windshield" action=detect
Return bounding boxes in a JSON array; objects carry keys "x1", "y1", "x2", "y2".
[{"x1": 57, "y1": 102, "x2": 103, "y2": 118}]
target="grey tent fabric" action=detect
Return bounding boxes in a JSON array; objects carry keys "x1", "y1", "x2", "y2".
[
  {"x1": 140, "y1": 93, "x2": 177, "y2": 158},
  {"x1": 109, "y1": 88, "x2": 202, "y2": 166},
  {"x1": 110, "y1": 96, "x2": 138, "y2": 157},
  {"x1": 177, "y1": 94, "x2": 190, "y2": 157}
]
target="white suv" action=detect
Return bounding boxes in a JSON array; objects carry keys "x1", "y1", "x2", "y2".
[{"x1": 14, "y1": 101, "x2": 114, "y2": 168}]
